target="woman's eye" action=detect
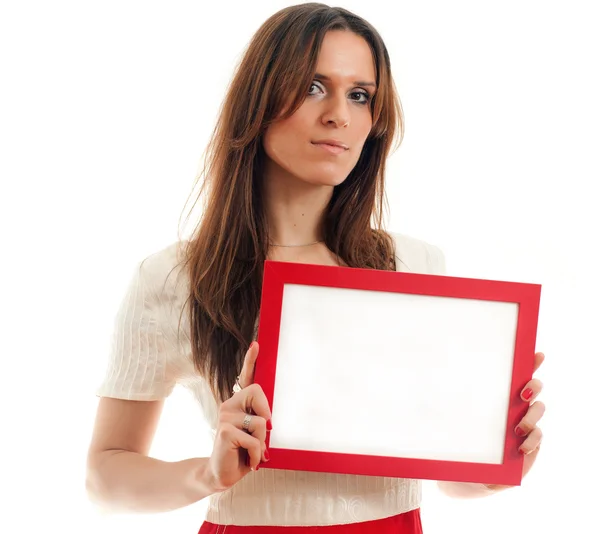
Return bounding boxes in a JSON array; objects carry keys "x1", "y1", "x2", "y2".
[
  {"x1": 308, "y1": 83, "x2": 371, "y2": 105},
  {"x1": 308, "y1": 83, "x2": 322, "y2": 94},
  {"x1": 351, "y1": 91, "x2": 370, "y2": 104}
]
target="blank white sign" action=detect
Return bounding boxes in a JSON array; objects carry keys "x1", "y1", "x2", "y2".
[{"x1": 269, "y1": 283, "x2": 519, "y2": 464}]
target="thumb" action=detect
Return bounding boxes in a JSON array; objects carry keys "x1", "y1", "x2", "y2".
[{"x1": 239, "y1": 341, "x2": 259, "y2": 388}]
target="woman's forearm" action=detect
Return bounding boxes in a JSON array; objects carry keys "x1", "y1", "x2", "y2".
[
  {"x1": 86, "y1": 450, "x2": 217, "y2": 514},
  {"x1": 437, "y1": 480, "x2": 503, "y2": 499}
]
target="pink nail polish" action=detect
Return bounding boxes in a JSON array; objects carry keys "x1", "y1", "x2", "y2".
[
  {"x1": 522, "y1": 388, "x2": 533, "y2": 401},
  {"x1": 266, "y1": 419, "x2": 273, "y2": 431},
  {"x1": 515, "y1": 426, "x2": 526, "y2": 437}
]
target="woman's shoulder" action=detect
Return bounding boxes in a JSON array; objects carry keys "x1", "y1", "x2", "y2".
[
  {"x1": 388, "y1": 231, "x2": 446, "y2": 275},
  {"x1": 137, "y1": 239, "x2": 190, "y2": 300}
]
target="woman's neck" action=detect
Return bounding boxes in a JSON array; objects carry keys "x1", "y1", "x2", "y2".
[{"x1": 261, "y1": 166, "x2": 333, "y2": 247}]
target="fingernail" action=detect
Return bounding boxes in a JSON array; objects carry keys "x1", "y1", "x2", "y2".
[
  {"x1": 515, "y1": 426, "x2": 526, "y2": 437},
  {"x1": 264, "y1": 448, "x2": 270, "y2": 461},
  {"x1": 522, "y1": 388, "x2": 533, "y2": 401},
  {"x1": 519, "y1": 447, "x2": 527, "y2": 454},
  {"x1": 266, "y1": 419, "x2": 273, "y2": 431}
]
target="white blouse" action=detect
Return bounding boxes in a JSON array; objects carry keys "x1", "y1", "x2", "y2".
[{"x1": 95, "y1": 232, "x2": 446, "y2": 526}]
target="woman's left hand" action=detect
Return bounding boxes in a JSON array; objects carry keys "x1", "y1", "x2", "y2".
[{"x1": 488, "y1": 351, "x2": 545, "y2": 491}]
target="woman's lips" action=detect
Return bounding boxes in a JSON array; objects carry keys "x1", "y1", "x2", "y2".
[{"x1": 311, "y1": 142, "x2": 348, "y2": 155}]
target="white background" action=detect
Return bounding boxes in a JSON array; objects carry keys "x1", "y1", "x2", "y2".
[
  {"x1": 273, "y1": 286, "x2": 518, "y2": 465},
  {"x1": 1, "y1": 1, "x2": 598, "y2": 533}
]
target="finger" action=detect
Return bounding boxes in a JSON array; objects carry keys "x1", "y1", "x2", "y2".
[
  {"x1": 519, "y1": 426, "x2": 543, "y2": 455},
  {"x1": 223, "y1": 424, "x2": 263, "y2": 471},
  {"x1": 239, "y1": 383, "x2": 272, "y2": 421},
  {"x1": 221, "y1": 412, "x2": 268, "y2": 443},
  {"x1": 520, "y1": 378, "x2": 543, "y2": 402},
  {"x1": 238, "y1": 341, "x2": 259, "y2": 389},
  {"x1": 238, "y1": 413, "x2": 269, "y2": 463},
  {"x1": 515, "y1": 401, "x2": 545, "y2": 437},
  {"x1": 533, "y1": 352, "x2": 545, "y2": 373}
]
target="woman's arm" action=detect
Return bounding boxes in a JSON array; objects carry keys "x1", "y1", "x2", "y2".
[
  {"x1": 436, "y1": 481, "x2": 502, "y2": 499},
  {"x1": 86, "y1": 397, "x2": 217, "y2": 513},
  {"x1": 87, "y1": 450, "x2": 215, "y2": 513},
  {"x1": 87, "y1": 357, "x2": 271, "y2": 514}
]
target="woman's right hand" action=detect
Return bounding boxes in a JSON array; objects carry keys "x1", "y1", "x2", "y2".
[{"x1": 206, "y1": 341, "x2": 271, "y2": 492}]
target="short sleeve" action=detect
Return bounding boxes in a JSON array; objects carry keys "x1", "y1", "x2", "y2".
[
  {"x1": 95, "y1": 257, "x2": 180, "y2": 401},
  {"x1": 391, "y1": 231, "x2": 447, "y2": 275},
  {"x1": 426, "y1": 243, "x2": 447, "y2": 275}
]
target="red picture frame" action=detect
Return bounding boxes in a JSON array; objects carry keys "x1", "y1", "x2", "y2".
[{"x1": 254, "y1": 260, "x2": 541, "y2": 486}]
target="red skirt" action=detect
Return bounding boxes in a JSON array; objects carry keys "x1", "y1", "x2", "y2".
[{"x1": 198, "y1": 508, "x2": 422, "y2": 533}]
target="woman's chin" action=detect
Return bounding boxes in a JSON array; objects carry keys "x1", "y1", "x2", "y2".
[{"x1": 299, "y1": 172, "x2": 350, "y2": 188}]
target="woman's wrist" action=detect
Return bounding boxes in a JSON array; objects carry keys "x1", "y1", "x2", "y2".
[{"x1": 185, "y1": 457, "x2": 221, "y2": 499}]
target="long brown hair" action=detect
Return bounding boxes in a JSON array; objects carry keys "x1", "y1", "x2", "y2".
[{"x1": 177, "y1": 3, "x2": 404, "y2": 403}]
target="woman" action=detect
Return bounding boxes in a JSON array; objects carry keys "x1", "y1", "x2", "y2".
[{"x1": 86, "y1": 3, "x2": 545, "y2": 532}]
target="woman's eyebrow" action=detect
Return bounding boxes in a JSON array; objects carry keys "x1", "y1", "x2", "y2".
[{"x1": 314, "y1": 72, "x2": 376, "y2": 88}]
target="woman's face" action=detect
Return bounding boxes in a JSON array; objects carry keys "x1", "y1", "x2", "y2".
[{"x1": 262, "y1": 30, "x2": 377, "y2": 188}]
